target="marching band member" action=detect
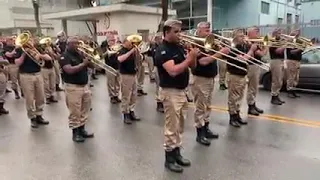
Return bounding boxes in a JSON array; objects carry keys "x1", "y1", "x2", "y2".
[
  {"x1": 59, "y1": 37, "x2": 94, "y2": 143},
  {"x1": 191, "y1": 21, "x2": 224, "y2": 146},
  {"x1": 286, "y1": 29, "x2": 302, "y2": 98},
  {"x1": 0, "y1": 50, "x2": 9, "y2": 114},
  {"x1": 246, "y1": 27, "x2": 266, "y2": 115},
  {"x1": 151, "y1": 33, "x2": 164, "y2": 112},
  {"x1": 155, "y1": 19, "x2": 198, "y2": 173},
  {"x1": 269, "y1": 28, "x2": 286, "y2": 105},
  {"x1": 15, "y1": 36, "x2": 50, "y2": 128},
  {"x1": 3, "y1": 37, "x2": 20, "y2": 99},
  {"x1": 117, "y1": 37, "x2": 141, "y2": 124},
  {"x1": 37, "y1": 42, "x2": 58, "y2": 104},
  {"x1": 55, "y1": 31, "x2": 66, "y2": 91},
  {"x1": 136, "y1": 48, "x2": 147, "y2": 97},
  {"x1": 103, "y1": 35, "x2": 121, "y2": 104},
  {"x1": 227, "y1": 29, "x2": 257, "y2": 128}
]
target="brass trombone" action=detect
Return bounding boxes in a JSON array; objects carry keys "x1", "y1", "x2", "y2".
[
  {"x1": 212, "y1": 33, "x2": 270, "y2": 71},
  {"x1": 77, "y1": 41, "x2": 118, "y2": 76},
  {"x1": 15, "y1": 32, "x2": 44, "y2": 67},
  {"x1": 179, "y1": 34, "x2": 249, "y2": 72}
]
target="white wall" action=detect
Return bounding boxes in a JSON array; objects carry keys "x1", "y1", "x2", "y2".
[
  {"x1": 301, "y1": 1, "x2": 320, "y2": 23},
  {"x1": 0, "y1": 2, "x2": 14, "y2": 29},
  {"x1": 259, "y1": 0, "x2": 301, "y2": 25},
  {"x1": 96, "y1": 11, "x2": 167, "y2": 44}
]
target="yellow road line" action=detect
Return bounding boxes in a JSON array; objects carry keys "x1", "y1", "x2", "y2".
[{"x1": 188, "y1": 103, "x2": 320, "y2": 128}]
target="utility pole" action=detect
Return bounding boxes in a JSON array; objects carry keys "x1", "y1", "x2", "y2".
[
  {"x1": 32, "y1": 0, "x2": 42, "y2": 36},
  {"x1": 157, "y1": 0, "x2": 169, "y2": 32}
]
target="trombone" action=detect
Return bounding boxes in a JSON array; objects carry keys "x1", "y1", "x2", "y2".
[
  {"x1": 15, "y1": 32, "x2": 44, "y2": 67},
  {"x1": 212, "y1": 33, "x2": 270, "y2": 71},
  {"x1": 179, "y1": 34, "x2": 248, "y2": 72},
  {"x1": 77, "y1": 41, "x2": 118, "y2": 77}
]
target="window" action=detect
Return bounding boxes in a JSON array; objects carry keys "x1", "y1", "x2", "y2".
[
  {"x1": 277, "y1": 18, "x2": 283, "y2": 24},
  {"x1": 287, "y1": 13, "x2": 292, "y2": 24},
  {"x1": 261, "y1": 1, "x2": 270, "y2": 14},
  {"x1": 295, "y1": 15, "x2": 300, "y2": 24}
]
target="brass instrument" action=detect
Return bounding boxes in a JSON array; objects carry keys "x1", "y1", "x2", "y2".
[
  {"x1": 212, "y1": 33, "x2": 270, "y2": 71},
  {"x1": 107, "y1": 43, "x2": 122, "y2": 55},
  {"x1": 179, "y1": 34, "x2": 248, "y2": 72},
  {"x1": 127, "y1": 34, "x2": 150, "y2": 54},
  {"x1": 77, "y1": 40, "x2": 117, "y2": 76},
  {"x1": 15, "y1": 33, "x2": 44, "y2": 67},
  {"x1": 280, "y1": 34, "x2": 313, "y2": 50}
]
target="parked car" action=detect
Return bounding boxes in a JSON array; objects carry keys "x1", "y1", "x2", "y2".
[{"x1": 259, "y1": 46, "x2": 320, "y2": 91}]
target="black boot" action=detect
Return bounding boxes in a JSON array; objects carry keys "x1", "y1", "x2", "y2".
[
  {"x1": 236, "y1": 111, "x2": 247, "y2": 125},
  {"x1": 248, "y1": 104, "x2": 260, "y2": 116},
  {"x1": 50, "y1": 96, "x2": 58, "y2": 103},
  {"x1": 220, "y1": 84, "x2": 227, "y2": 90},
  {"x1": 229, "y1": 114, "x2": 241, "y2": 128},
  {"x1": 287, "y1": 90, "x2": 296, "y2": 98},
  {"x1": 72, "y1": 128, "x2": 85, "y2": 143},
  {"x1": 196, "y1": 126, "x2": 211, "y2": 146},
  {"x1": 31, "y1": 118, "x2": 38, "y2": 128},
  {"x1": 79, "y1": 125, "x2": 94, "y2": 138},
  {"x1": 156, "y1": 102, "x2": 164, "y2": 113},
  {"x1": 46, "y1": 98, "x2": 51, "y2": 104},
  {"x1": 293, "y1": 90, "x2": 300, "y2": 98},
  {"x1": 6, "y1": 89, "x2": 11, "y2": 93},
  {"x1": 0, "y1": 102, "x2": 9, "y2": 115},
  {"x1": 20, "y1": 89, "x2": 24, "y2": 97},
  {"x1": 253, "y1": 103, "x2": 264, "y2": 114},
  {"x1": 174, "y1": 147, "x2": 191, "y2": 167},
  {"x1": 271, "y1": 96, "x2": 282, "y2": 105},
  {"x1": 110, "y1": 97, "x2": 117, "y2": 104},
  {"x1": 164, "y1": 150, "x2": 183, "y2": 173},
  {"x1": 36, "y1": 116, "x2": 49, "y2": 125},
  {"x1": 13, "y1": 89, "x2": 20, "y2": 99},
  {"x1": 56, "y1": 85, "x2": 64, "y2": 91},
  {"x1": 115, "y1": 97, "x2": 121, "y2": 103},
  {"x1": 137, "y1": 89, "x2": 147, "y2": 96},
  {"x1": 204, "y1": 122, "x2": 219, "y2": 139},
  {"x1": 123, "y1": 113, "x2": 132, "y2": 124},
  {"x1": 129, "y1": 111, "x2": 140, "y2": 121}
]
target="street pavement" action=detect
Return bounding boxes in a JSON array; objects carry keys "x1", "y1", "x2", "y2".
[{"x1": 0, "y1": 75, "x2": 320, "y2": 180}]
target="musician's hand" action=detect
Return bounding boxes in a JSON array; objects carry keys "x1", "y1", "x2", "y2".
[
  {"x1": 250, "y1": 44, "x2": 258, "y2": 51},
  {"x1": 220, "y1": 47, "x2": 230, "y2": 55},
  {"x1": 189, "y1": 48, "x2": 200, "y2": 58},
  {"x1": 83, "y1": 58, "x2": 90, "y2": 66}
]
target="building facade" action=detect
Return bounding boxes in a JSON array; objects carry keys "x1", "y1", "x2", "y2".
[
  {"x1": 126, "y1": 0, "x2": 301, "y2": 30},
  {"x1": 0, "y1": 0, "x2": 92, "y2": 36}
]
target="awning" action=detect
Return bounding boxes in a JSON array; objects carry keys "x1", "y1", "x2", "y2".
[{"x1": 42, "y1": 4, "x2": 176, "y2": 21}]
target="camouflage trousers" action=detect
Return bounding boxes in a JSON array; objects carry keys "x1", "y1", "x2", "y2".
[{"x1": 227, "y1": 73, "x2": 246, "y2": 115}]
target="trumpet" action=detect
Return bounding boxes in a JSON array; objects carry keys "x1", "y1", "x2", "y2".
[
  {"x1": 15, "y1": 32, "x2": 44, "y2": 67},
  {"x1": 77, "y1": 41, "x2": 118, "y2": 77}
]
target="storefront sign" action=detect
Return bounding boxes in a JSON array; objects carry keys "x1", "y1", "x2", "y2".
[{"x1": 97, "y1": 30, "x2": 118, "y2": 36}]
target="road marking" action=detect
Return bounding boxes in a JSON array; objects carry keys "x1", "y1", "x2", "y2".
[{"x1": 188, "y1": 103, "x2": 320, "y2": 128}]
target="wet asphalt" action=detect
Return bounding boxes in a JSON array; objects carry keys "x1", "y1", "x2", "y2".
[{"x1": 0, "y1": 75, "x2": 320, "y2": 180}]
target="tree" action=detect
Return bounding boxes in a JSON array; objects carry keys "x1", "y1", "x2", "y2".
[
  {"x1": 32, "y1": 0, "x2": 42, "y2": 36},
  {"x1": 157, "y1": 0, "x2": 168, "y2": 32}
]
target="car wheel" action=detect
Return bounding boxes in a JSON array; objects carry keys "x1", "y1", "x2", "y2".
[{"x1": 262, "y1": 73, "x2": 271, "y2": 91}]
